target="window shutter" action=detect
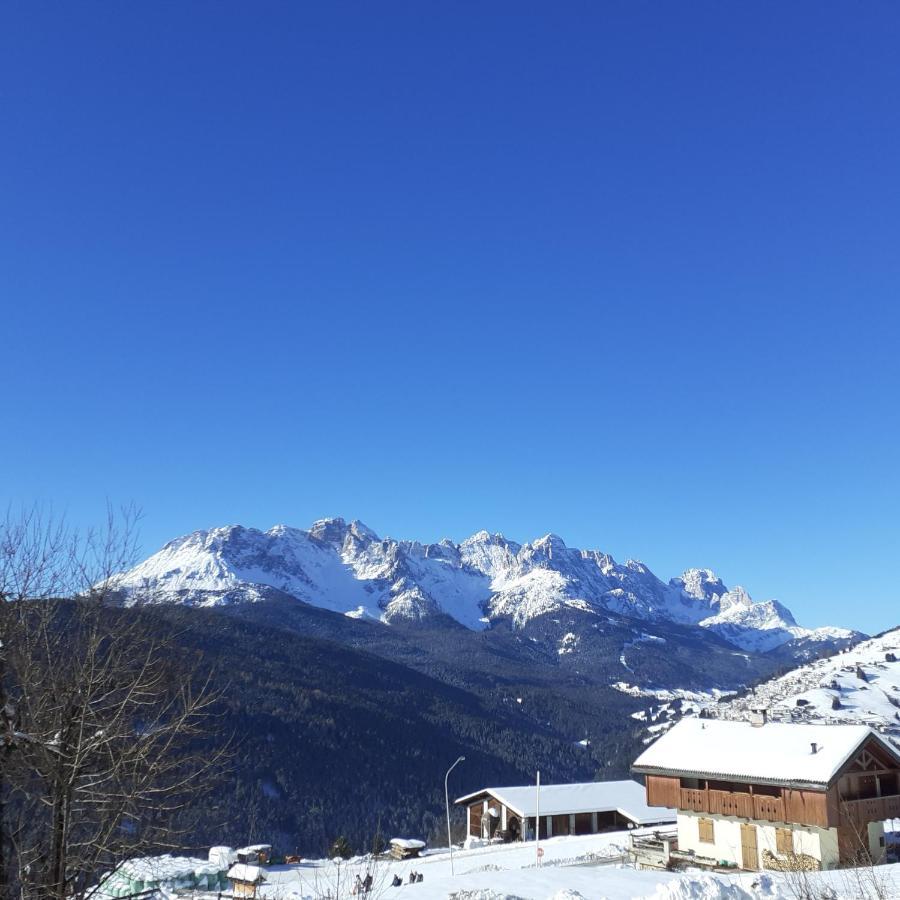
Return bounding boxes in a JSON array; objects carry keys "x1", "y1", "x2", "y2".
[
  {"x1": 776, "y1": 828, "x2": 793, "y2": 855},
  {"x1": 698, "y1": 818, "x2": 714, "y2": 843}
]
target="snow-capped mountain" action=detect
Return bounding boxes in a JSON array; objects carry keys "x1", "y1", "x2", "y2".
[{"x1": 112, "y1": 517, "x2": 859, "y2": 653}]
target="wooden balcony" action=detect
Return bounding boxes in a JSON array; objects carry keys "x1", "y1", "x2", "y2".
[
  {"x1": 678, "y1": 789, "x2": 786, "y2": 823},
  {"x1": 679, "y1": 789, "x2": 706, "y2": 812},
  {"x1": 841, "y1": 794, "x2": 900, "y2": 825},
  {"x1": 752, "y1": 794, "x2": 786, "y2": 822}
]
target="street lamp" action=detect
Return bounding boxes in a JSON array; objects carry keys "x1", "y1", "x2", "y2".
[{"x1": 444, "y1": 755, "x2": 466, "y2": 876}]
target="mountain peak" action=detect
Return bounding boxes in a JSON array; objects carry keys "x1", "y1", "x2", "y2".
[
  {"x1": 671, "y1": 568, "x2": 728, "y2": 602},
  {"x1": 308, "y1": 517, "x2": 349, "y2": 543}
]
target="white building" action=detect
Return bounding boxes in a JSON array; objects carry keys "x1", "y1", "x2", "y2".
[{"x1": 456, "y1": 779, "x2": 674, "y2": 841}]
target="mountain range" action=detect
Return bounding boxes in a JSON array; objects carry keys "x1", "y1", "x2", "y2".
[
  {"x1": 113, "y1": 517, "x2": 857, "y2": 654},
  {"x1": 97, "y1": 517, "x2": 878, "y2": 852}
]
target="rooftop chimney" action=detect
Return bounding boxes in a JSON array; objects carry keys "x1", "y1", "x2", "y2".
[{"x1": 811, "y1": 742, "x2": 818, "y2": 754}]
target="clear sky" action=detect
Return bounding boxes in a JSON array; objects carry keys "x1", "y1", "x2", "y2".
[{"x1": 2, "y1": 3, "x2": 898, "y2": 633}]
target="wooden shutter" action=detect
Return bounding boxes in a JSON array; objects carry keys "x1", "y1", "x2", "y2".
[
  {"x1": 698, "y1": 817, "x2": 715, "y2": 843},
  {"x1": 776, "y1": 827, "x2": 793, "y2": 855}
]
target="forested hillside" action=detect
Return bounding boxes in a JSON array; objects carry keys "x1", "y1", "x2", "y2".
[
  {"x1": 130, "y1": 593, "x2": 843, "y2": 857},
  {"x1": 148, "y1": 605, "x2": 643, "y2": 856}
]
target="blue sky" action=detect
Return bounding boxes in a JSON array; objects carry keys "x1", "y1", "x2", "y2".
[{"x1": 2, "y1": 3, "x2": 898, "y2": 633}]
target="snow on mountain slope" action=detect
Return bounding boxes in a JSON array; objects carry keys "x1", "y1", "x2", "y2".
[
  {"x1": 713, "y1": 628, "x2": 900, "y2": 746},
  {"x1": 111, "y1": 518, "x2": 858, "y2": 652}
]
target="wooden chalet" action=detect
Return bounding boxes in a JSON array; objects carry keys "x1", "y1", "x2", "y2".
[
  {"x1": 455, "y1": 779, "x2": 674, "y2": 842},
  {"x1": 632, "y1": 717, "x2": 900, "y2": 872}
]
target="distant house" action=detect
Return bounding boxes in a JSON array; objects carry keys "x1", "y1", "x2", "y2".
[
  {"x1": 235, "y1": 844, "x2": 272, "y2": 865},
  {"x1": 455, "y1": 779, "x2": 674, "y2": 842},
  {"x1": 632, "y1": 718, "x2": 900, "y2": 872},
  {"x1": 227, "y1": 863, "x2": 266, "y2": 898}
]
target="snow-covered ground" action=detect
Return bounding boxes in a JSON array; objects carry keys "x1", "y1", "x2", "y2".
[
  {"x1": 258, "y1": 833, "x2": 900, "y2": 900},
  {"x1": 624, "y1": 628, "x2": 900, "y2": 747},
  {"x1": 713, "y1": 628, "x2": 900, "y2": 748}
]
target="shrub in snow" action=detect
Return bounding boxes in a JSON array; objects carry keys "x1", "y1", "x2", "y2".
[{"x1": 329, "y1": 836, "x2": 354, "y2": 860}]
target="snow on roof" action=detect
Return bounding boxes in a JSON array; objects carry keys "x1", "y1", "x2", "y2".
[
  {"x1": 455, "y1": 779, "x2": 674, "y2": 824},
  {"x1": 227, "y1": 864, "x2": 265, "y2": 883},
  {"x1": 390, "y1": 838, "x2": 426, "y2": 849},
  {"x1": 632, "y1": 718, "x2": 898, "y2": 786}
]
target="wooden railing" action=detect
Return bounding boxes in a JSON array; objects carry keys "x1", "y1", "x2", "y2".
[
  {"x1": 678, "y1": 788, "x2": 786, "y2": 822},
  {"x1": 752, "y1": 794, "x2": 785, "y2": 822},
  {"x1": 679, "y1": 789, "x2": 706, "y2": 812},
  {"x1": 841, "y1": 794, "x2": 900, "y2": 824},
  {"x1": 709, "y1": 789, "x2": 753, "y2": 818}
]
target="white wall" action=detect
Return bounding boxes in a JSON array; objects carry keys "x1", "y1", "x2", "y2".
[
  {"x1": 676, "y1": 811, "x2": 840, "y2": 871},
  {"x1": 868, "y1": 821, "x2": 886, "y2": 864}
]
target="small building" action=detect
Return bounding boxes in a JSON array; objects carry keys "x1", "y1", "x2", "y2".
[
  {"x1": 227, "y1": 863, "x2": 267, "y2": 898},
  {"x1": 235, "y1": 844, "x2": 272, "y2": 865},
  {"x1": 632, "y1": 718, "x2": 900, "y2": 872},
  {"x1": 455, "y1": 779, "x2": 674, "y2": 842},
  {"x1": 389, "y1": 838, "x2": 426, "y2": 860}
]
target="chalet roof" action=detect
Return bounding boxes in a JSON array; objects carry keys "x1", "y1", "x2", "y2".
[
  {"x1": 455, "y1": 778, "x2": 675, "y2": 824},
  {"x1": 632, "y1": 719, "x2": 900, "y2": 788}
]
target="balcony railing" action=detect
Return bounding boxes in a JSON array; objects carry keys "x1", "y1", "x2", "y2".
[
  {"x1": 752, "y1": 794, "x2": 786, "y2": 822},
  {"x1": 841, "y1": 794, "x2": 900, "y2": 825},
  {"x1": 678, "y1": 788, "x2": 786, "y2": 823},
  {"x1": 680, "y1": 789, "x2": 706, "y2": 811}
]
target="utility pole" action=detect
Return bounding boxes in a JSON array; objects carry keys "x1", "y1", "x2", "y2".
[
  {"x1": 535, "y1": 770, "x2": 541, "y2": 867},
  {"x1": 444, "y1": 756, "x2": 465, "y2": 876}
]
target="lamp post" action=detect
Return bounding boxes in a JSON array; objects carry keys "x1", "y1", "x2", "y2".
[{"x1": 444, "y1": 755, "x2": 466, "y2": 876}]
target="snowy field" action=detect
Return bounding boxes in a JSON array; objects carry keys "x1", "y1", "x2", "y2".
[{"x1": 259, "y1": 833, "x2": 900, "y2": 900}]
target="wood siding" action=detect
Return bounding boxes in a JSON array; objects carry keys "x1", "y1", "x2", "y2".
[
  {"x1": 644, "y1": 775, "x2": 831, "y2": 827},
  {"x1": 646, "y1": 775, "x2": 680, "y2": 809},
  {"x1": 469, "y1": 801, "x2": 483, "y2": 837}
]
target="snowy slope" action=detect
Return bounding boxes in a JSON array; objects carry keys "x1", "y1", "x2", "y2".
[
  {"x1": 248, "y1": 833, "x2": 900, "y2": 900},
  {"x1": 714, "y1": 628, "x2": 900, "y2": 746},
  {"x1": 111, "y1": 518, "x2": 859, "y2": 652}
]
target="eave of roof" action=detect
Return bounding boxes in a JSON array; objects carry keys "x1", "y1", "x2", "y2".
[{"x1": 630, "y1": 763, "x2": 830, "y2": 792}]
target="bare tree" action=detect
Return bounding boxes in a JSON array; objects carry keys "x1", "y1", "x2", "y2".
[{"x1": 0, "y1": 505, "x2": 228, "y2": 900}]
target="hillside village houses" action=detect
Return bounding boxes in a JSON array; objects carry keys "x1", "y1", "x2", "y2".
[
  {"x1": 632, "y1": 716, "x2": 900, "y2": 872},
  {"x1": 455, "y1": 779, "x2": 674, "y2": 842}
]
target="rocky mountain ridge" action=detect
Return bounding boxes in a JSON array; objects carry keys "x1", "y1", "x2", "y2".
[{"x1": 112, "y1": 517, "x2": 858, "y2": 654}]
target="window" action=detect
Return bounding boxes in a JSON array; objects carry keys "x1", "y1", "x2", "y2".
[
  {"x1": 776, "y1": 828, "x2": 793, "y2": 855},
  {"x1": 698, "y1": 818, "x2": 715, "y2": 843}
]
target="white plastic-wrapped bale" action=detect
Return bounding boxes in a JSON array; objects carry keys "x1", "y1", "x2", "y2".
[{"x1": 95, "y1": 854, "x2": 229, "y2": 898}]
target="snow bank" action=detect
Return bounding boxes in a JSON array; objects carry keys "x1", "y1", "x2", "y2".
[
  {"x1": 447, "y1": 891, "x2": 529, "y2": 900},
  {"x1": 638, "y1": 873, "x2": 780, "y2": 900}
]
